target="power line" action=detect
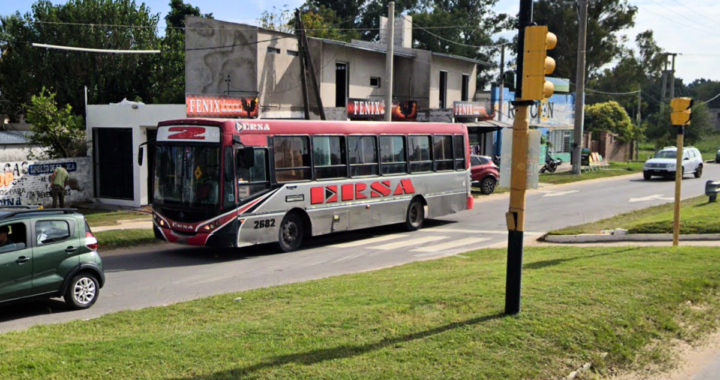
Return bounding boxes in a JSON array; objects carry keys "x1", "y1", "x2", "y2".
[
  {"x1": 32, "y1": 43, "x2": 160, "y2": 54},
  {"x1": 667, "y1": 0, "x2": 719, "y2": 29},
  {"x1": 646, "y1": 0, "x2": 717, "y2": 34},
  {"x1": 697, "y1": 92, "x2": 720, "y2": 106},
  {"x1": 398, "y1": 14, "x2": 510, "y2": 49},
  {"x1": 642, "y1": 3, "x2": 719, "y2": 36}
]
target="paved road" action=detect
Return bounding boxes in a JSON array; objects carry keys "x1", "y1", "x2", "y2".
[{"x1": 2, "y1": 164, "x2": 720, "y2": 333}]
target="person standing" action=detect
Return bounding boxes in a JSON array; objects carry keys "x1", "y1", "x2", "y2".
[{"x1": 50, "y1": 164, "x2": 69, "y2": 208}]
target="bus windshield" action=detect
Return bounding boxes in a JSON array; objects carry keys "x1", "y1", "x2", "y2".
[{"x1": 154, "y1": 145, "x2": 221, "y2": 209}]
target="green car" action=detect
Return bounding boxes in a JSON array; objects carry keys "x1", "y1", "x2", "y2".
[{"x1": 0, "y1": 208, "x2": 105, "y2": 310}]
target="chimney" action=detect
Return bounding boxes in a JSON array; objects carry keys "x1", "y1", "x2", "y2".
[{"x1": 379, "y1": 15, "x2": 412, "y2": 49}]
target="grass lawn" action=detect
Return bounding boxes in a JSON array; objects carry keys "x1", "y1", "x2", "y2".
[
  {"x1": 640, "y1": 135, "x2": 720, "y2": 162},
  {"x1": 539, "y1": 161, "x2": 643, "y2": 185},
  {"x1": 3, "y1": 246, "x2": 720, "y2": 379},
  {"x1": 549, "y1": 195, "x2": 720, "y2": 235},
  {"x1": 79, "y1": 208, "x2": 151, "y2": 228},
  {"x1": 94, "y1": 229, "x2": 160, "y2": 250}
]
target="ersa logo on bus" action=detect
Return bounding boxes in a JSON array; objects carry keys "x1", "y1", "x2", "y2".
[
  {"x1": 235, "y1": 122, "x2": 270, "y2": 132},
  {"x1": 310, "y1": 179, "x2": 415, "y2": 205}
]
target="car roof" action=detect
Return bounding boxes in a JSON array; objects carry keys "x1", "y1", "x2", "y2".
[{"x1": 0, "y1": 208, "x2": 79, "y2": 221}]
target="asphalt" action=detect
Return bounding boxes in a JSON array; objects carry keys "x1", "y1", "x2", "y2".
[{"x1": 2, "y1": 164, "x2": 720, "y2": 334}]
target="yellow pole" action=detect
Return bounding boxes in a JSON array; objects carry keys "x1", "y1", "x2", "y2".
[{"x1": 672, "y1": 128, "x2": 683, "y2": 247}]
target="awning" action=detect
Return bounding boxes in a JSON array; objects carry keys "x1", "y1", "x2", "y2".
[{"x1": 467, "y1": 119, "x2": 512, "y2": 132}]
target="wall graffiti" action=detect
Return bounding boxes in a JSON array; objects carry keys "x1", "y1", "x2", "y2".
[{"x1": 0, "y1": 157, "x2": 92, "y2": 207}]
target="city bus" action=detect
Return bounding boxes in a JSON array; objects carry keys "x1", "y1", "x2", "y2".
[{"x1": 140, "y1": 119, "x2": 473, "y2": 252}]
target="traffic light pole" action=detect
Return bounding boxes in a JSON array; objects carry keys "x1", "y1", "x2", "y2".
[
  {"x1": 505, "y1": 0, "x2": 533, "y2": 316},
  {"x1": 673, "y1": 127, "x2": 684, "y2": 247}
]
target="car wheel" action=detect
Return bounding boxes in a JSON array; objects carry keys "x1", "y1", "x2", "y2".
[
  {"x1": 64, "y1": 273, "x2": 99, "y2": 310},
  {"x1": 643, "y1": 171, "x2": 652, "y2": 180},
  {"x1": 480, "y1": 176, "x2": 497, "y2": 195},
  {"x1": 695, "y1": 165, "x2": 703, "y2": 178},
  {"x1": 277, "y1": 212, "x2": 304, "y2": 252},
  {"x1": 404, "y1": 199, "x2": 425, "y2": 231}
]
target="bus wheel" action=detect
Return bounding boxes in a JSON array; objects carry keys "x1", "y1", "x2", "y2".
[
  {"x1": 404, "y1": 199, "x2": 425, "y2": 231},
  {"x1": 278, "y1": 212, "x2": 303, "y2": 252}
]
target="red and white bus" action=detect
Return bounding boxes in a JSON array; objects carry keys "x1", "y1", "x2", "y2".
[{"x1": 141, "y1": 119, "x2": 473, "y2": 252}]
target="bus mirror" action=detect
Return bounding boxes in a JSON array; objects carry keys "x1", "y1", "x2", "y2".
[
  {"x1": 138, "y1": 147, "x2": 144, "y2": 166},
  {"x1": 238, "y1": 147, "x2": 255, "y2": 168}
]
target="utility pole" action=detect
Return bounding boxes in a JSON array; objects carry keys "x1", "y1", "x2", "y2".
[
  {"x1": 669, "y1": 53, "x2": 678, "y2": 99},
  {"x1": 300, "y1": 16, "x2": 326, "y2": 120},
  {"x1": 571, "y1": 0, "x2": 588, "y2": 175},
  {"x1": 295, "y1": 12, "x2": 310, "y2": 120},
  {"x1": 661, "y1": 57, "x2": 668, "y2": 104},
  {"x1": 505, "y1": 0, "x2": 534, "y2": 316},
  {"x1": 499, "y1": 44, "x2": 505, "y2": 122},
  {"x1": 636, "y1": 90, "x2": 642, "y2": 160},
  {"x1": 384, "y1": 2, "x2": 395, "y2": 122}
]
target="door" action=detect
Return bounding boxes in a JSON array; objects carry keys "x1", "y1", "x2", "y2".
[
  {"x1": 0, "y1": 221, "x2": 33, "y2": 301},
  {"x1": 147, "y1": 129, "x2": 158, "y2": 203},
  {"x1": 439, "y1": 71, "x2": 448, "y2": 109},
  {"x1": 95, "y1": 128, "x2": 134, "y2": 200},
  {"x1": 31, "y1": 218, "x2": 81, "y2": 295},
  {"x1": 336, "y1": 63, "x2": 348, "y2": 107}
]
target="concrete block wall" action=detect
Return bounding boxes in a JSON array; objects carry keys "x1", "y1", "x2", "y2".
[{"x1": 0, "y1": 157, "x2": 93, "y2": 207}]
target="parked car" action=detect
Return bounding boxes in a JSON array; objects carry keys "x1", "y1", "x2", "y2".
[
  {"x1": 643, "y1": 146, "x2": 703, "y2": 180},
  {"x1": 0, "y1": 208, "x2": 104, "y2": 310},
  {"x1": 471, "y1": 155, "x2": 500, "y2": 194},
  {"x1": 716, "y1": 148, "x2": 720, "y2": 163}
]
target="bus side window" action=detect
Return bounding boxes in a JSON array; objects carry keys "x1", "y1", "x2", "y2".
[
  {"x1": 274, "y1": 136, "x2": 312, "y2": 182},
  {"x1": 380, "y1": 136, "x2": 407, "y2": 175},
  {"x1": 313, "y1": 136, "x2": 347, "y2": 179},
  {"x1": 348, "y1": 136, "x2": 379, "y2": 177},
  {"x1": 434, "y1": 135, "x2": 454, "y2": 171},
  {"x1": 223, "y1": 147, "x2": 236, "y2": 207},
  {"x1": 237, "y1": 149, "x2": 270, "y2": 199},
  {"x1": 409, "y1": 135, "x2": 432, "y2": 173},
  {"x1": 454, "y1": 135, "x2": 466, "y2": 170}
]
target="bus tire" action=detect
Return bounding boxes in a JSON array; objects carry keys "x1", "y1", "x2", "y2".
[
  {"x1": 404, "y1": 199, "x2": 425, "y2": 231},
  {"x1": 278, "y1": 212, "x2": 304, "y2": 252}
]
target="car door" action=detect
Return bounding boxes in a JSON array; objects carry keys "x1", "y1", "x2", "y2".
[
  {"x1": 682, "y1": 150, "x2": 692, "y2": 173},
  {"x1": 31, "y1": 218, "x2": 81, "y2": 295},
  {"x1": 0, "y1": 221, "x2": 33, "y2": 302}
]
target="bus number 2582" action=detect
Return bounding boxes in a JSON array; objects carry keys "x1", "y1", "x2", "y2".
[{"x1": 253, "y1": 219, "x2": 276, "y2": 229}]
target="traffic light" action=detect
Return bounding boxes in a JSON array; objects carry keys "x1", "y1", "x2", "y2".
[
  {"x1": 670, "y1": 97, "x2": 693, "y2": 126},
  {"x1": 520, "y1": 26, "x2": 557, "y2": 101}
]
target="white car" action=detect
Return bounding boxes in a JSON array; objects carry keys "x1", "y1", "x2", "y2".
[
  {"x1": 716, "y1": 148, "x2": 720, "y2": 163},
  {"x1": 643, "y1": 146, "x2": 703, "y2": 180}
]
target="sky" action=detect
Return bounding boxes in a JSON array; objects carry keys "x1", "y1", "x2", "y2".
[{"x1": 2, "y1": 0, "x2": 719, "y2": 85}]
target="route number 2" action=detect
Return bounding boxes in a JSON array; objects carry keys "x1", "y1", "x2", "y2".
[{"x1": 253, "y1": 219, "x2": 276, "y2": 229}]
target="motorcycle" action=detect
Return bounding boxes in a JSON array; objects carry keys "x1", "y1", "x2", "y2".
[{"x1": 540, "y1": 152, "x2": 562, "y2": 173}]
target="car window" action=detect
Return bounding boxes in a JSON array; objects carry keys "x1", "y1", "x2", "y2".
[
  {"x1": 654, "y1": 150, "x2": 676, "y2": 159},
  {"x1": 471, "y1": 156, "x2": 480, "y2": 166},
  {"x1": 0, "y1": 222, "x2": 27, "y2": 253},
  {"x1": 36, "y1": 220, "x2": 71, "y2": 245}
]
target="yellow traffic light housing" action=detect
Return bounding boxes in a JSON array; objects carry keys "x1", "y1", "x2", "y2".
[
  {"x1": 520, "y1": 26, "x2": 557, "y2": 101},
  {"x1": 670, "y1": 97, "x2": 693, "y2": 126}
]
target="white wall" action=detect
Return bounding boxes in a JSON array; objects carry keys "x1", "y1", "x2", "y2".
[
  {"x1": 429, "y1": 56, "x2": 477, "y2": 109},
  {"x1": 0, "y1": 157, "x2": 93, "y2": 207},
  {"x1": 0, "y1": 146, "x2": 46, "y2": 162},
  {"x1": 86, "y1": 104, "x2": 186, "y2": 207}
]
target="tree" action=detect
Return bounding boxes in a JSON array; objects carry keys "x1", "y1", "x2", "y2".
[
  {"x1": 644, "y1": 102, "x2": 712, "y2": 149},
  {"x1": 584, "y1": 101, "x2": 635, "y2": 141},
  {"x1": 0, "y1": 0, "x2": 162, "y2": 121},
  {"x1": 258, "y1": 4, "x2": 360, "y2": 42},
  {"x1": 150, "y1": 0, "x2": 213, "y2": 104},
  {"x1": 25, "y1": 88, "x2": 86, "y2": 158},
  {"x1": 531, "y1": 0, "x2": 637, "y2": 80}
]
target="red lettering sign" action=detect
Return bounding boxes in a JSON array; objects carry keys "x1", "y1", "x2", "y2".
[{"x1": 308, "y1": 179, "x2": 415, "y2": 205}]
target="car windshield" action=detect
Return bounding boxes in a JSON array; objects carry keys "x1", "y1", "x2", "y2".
[
  {"x1": 654, "y1": 150, "x2": 677, "y2": 159},
  {"x1": 154, "y1": 145, "x2": 221, "y2": 209}
]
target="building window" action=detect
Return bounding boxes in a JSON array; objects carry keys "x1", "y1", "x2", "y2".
[
  {"x1": 267, "y1": 47, "x2": 281, "y2": 55},
  {"x1": 380, "y1": 136, "x2": 406, "y2": 174},
  {"x1": 348, "y1": 136, "x2": 378, "y2": 177},
  {"x1": 409, "y1": 135, "x2": 432, "y2": 173},
  {"x1": 461, "y1": 74, "x2": 470, "y2": 101},
  {"x1": 439, "y1": 71, "x2": 448, "y2": 109},
  {"x1": 287, "y1": 50, "x2": 299, "y2": 57},
  {"x1": 370, "y1": 77, "x2": 381, "y2": 88},
  {"x1": 313, "y1": 136, "x2": 347, "y2": 179},
  {"x1": 274, "y1": 136, "x2": 311, "y2": 182},
  {"x1": 433, "y1": 135, "x2": 454, "y2": 171}
]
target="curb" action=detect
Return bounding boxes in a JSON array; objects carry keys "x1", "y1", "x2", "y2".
[{"x1": 543, "y1": 233, "x2": 720, "y2": 244}]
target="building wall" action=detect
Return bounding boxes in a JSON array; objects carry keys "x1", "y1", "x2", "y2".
[
  {"x1": 428, "y1": 55, "x2": 477, "y2": 109},
  {"x1": 256, "y1": 29, "x2": 305, "y2": 118},
  {"x1": 86, "y1": 104, "x2": 186, "y2": 207},
  {"x1": 319, "y1": 43, "x2": 387, "y2": 108},
  {"x1": 0, "y1": 146, "x2": 46, "y2": 162},
  {"x1": 185, "y1": 16, "x2": 259, "y2": 97},
  {"x1": 0, "y1": 157, "x2": 93, "y2": 207}
]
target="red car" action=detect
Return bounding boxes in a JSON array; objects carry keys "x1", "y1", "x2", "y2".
[{"x1": 471, "y1": 155, "x2": 499, "y2": 194}]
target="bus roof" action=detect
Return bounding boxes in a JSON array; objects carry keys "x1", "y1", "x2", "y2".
[{"x1": 157, "y1": 118, "x2": 468, "y2": 136}]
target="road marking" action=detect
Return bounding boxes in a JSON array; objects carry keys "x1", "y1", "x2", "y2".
[
  {"x1": 369, "y1": 236, "x2": 448, "y2": 250},
  {"x1": 329, "y1": 234, "x2": 406, "y2": 248},
  {"x1": 411, "y1": 237, "x2": 490, "y2": 253},
  {"x1": 540, "y1": 190, "x2": 579, "y2": 197},
  {"x1": 629, "y1": 194, "x2": 674, "y2": 203},
  {"x1": 426, "y1": 229, "x2": 545, "y2": 236},
  {"x1": 332, "y1": 252, "x2": 370, "y2": 263}
]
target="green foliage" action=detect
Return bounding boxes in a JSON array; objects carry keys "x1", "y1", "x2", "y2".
[
  {"x1": 24, "y1": 87, "x2": 86, "y2": 158},
  {"x1": 164, "y1": 0, "x2": 213, "y2": 29},
  {"x1": 259, "y1": 4, "x2": 360, "y2": 42},
  {"x1": 644, "y1": 102, "x2": 712, "y2": 149},
  {"x1": 584, "y1": 101, "x2": 636, "y2": 141},
  {"x1": 531, "y1": 0, "x2": 638, "y2": 80}
]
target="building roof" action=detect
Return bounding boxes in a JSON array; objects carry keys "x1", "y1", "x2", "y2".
[
  {"x1": 313, "y1": 38, "x2": 417, "y2": 59},
  {"x1": 432, "y1": 52, "x2": 492, "y2": 67},
  {"x1": 0, "y1": 130, "x2": 34, "y2": 145}
]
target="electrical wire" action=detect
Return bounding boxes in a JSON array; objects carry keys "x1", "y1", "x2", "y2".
[
  {"x1": 667, "y1": 0, "x2": 719, "y2": 28},
  {"x1": 641, "y1": 3, "x2": 719, "y2": 36},
  {"x1": 398, "y1": 14, "x2": 510, "y2": 49}
]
